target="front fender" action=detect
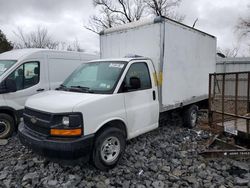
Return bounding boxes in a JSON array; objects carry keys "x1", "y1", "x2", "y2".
[
  {"x1": 73, "y1": 94, "x2": 127, "y2": 136},
  {"x1": 94, "y1": 117, "x2": 128, "y2": 136}
]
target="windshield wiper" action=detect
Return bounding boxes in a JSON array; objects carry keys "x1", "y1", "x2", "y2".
[
  {"x1": 70, "y1": 85, "x2": 94, "y2": 93},
  {"x1": 56, "y1": 84, "x2": 67, "y2": 90}
]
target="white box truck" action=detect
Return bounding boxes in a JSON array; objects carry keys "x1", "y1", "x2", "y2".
[
  {"x1": 0, "y1": 48, "x2": 97, "y2": 138},
  {"x1": 19, "y1": 17, "x2": 216, "y2": 170}
]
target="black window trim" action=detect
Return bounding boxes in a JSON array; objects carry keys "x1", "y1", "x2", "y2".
[
  {"x1": 6, "y1": 61, "x2": 40, "y2": 91},
  {"x1": 118, "y1": 61, "x2": 152, "y2": 93}
]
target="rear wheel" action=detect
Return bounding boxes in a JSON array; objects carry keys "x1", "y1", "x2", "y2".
[
  {"x1": 183, "y1": 105, "x2": 198, "y2": 128},
  {"x1": 0, "y1": 113, "x2": 15, "y2": 139},
  {"x1": 92, "y1": 127, "x2": 126, "y2": 171}
]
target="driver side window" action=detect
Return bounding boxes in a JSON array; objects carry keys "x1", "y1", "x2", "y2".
[
  {"x1": 7, "y1": 62, "x2": 40, "y2": 91},
  {"x1": 120, "y1": 62, "x2": 152, "y2": 92}
]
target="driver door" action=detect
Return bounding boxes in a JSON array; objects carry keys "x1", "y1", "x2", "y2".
[
  {"x1": 119, "y1": 61, "x2": 159, "y2": 139},
  {"x1": 3, "y1": 60, "x2": 47, "y2": 111}
]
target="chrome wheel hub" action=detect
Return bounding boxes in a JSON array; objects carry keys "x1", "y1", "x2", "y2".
[{"x1": 101, "y1": 136, "x2": 120, "y2": 163}]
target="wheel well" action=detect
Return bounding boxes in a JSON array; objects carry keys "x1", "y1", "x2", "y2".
[
  {"x1": 0, "y1": 109, "x2": 17, "y2": 125},
  {"x1": 95, "y1": 120, "x2": 127, "y2": 139},
  {"x1": 197, "y1": 99, "x2": 208, "y2": 109}
]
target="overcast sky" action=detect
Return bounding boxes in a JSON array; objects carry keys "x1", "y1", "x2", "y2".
[{"x1": 0, "y1": 0, "x2": 249, "y2": 56}]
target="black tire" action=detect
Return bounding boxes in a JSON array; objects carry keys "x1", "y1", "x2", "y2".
[
  {"x1": 0, "y1": 113, "x2": 15, "y2": 139},
  {"x1": 183, "y1": 105, "x2": 198, "y2": 128},
  {"x1": 92, "y1": 127, "x2": 126, "y2": 171}
]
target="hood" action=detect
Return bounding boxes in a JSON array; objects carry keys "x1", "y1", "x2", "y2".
[{"x1": 25, "y1": 90, "x2": 108, "y2": 113}]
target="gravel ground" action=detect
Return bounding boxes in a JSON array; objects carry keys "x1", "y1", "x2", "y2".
[{"x1": 0, "y1": 119, "x2": 250, "y2": 188}]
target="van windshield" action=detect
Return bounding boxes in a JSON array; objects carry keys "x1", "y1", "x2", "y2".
[
  {"x1": 0, "y1": 60, "x2": 17, "y2": 76},
  {"x1": 61, "y1": 61, "x2": 127, "y2": 94}
]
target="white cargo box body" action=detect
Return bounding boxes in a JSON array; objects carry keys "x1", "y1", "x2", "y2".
[{"x1": 100, "y1": 17, "x2": 216, "y2": 112}]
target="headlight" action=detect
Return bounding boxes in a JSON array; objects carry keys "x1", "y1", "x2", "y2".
[
  {"x1": 50, "y1": 113, "x2": 83, "y2": 137},
  {"x1": 60, "y1": 114, "x2": 82, "y2": 128},
  {"x1": 62, "y1": 116, "x2": 70, "y2": 126}
]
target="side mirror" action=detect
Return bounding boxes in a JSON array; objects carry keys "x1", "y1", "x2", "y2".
[
  {"x1": 5, "y1": 79, "x2": 17, "y2": 92},
  {"x1": 129, "y1": 77, "x2": 141, "y2": 89}
]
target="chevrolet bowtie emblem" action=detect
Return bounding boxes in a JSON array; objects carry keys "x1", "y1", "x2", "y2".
[{"x1": 30, "y1": 116, "x2": 37, "y2": 124}]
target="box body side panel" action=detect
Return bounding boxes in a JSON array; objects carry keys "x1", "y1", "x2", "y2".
[{"x1": 161, "y1": 21, "x2": 216, "y2": 110}]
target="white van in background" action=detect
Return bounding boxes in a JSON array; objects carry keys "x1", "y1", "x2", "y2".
[{"x1": 0, "y1": 48, "x2": 98, "y2": 138}]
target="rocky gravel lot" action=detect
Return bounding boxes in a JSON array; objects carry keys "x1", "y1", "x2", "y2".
[{"x1": 0, "y1": 119, "x2": 250, "y2": 188}]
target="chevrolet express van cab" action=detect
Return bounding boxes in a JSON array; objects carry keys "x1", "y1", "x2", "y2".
[
  {"x1": 0, "y1": 49, "x2": 97, "y2": 138},
  {"x1": 19, "y1": 17, "x2": 216, "y2": 170}
]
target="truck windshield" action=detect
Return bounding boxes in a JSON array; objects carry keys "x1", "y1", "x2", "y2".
[
  {"x1": 61, "y1": 61, "x2": 127, "y2": 93},
  {"x1": 0, "y1": 60, "x2": 17, "y2": 76}
]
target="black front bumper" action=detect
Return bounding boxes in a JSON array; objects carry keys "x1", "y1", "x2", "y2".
[{"x1": 18, "y1": 122, "x2": 94, "y2": 160}]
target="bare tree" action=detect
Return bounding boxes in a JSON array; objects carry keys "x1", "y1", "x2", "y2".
[
  {"x1": 235, "y1": 5, "x2": 250, "y2": 55},
  {"x1": 85, "y1": 0, "x2": 146, "y2": 33},
  {"x1": 13, "y1": 26, "x2": 59, "y2": 49},
  {"x1": 86, "y1": 7, "x2": 118, "y2": 34},
  {"x1": 66, "y1": 39, "x2": 85, "y2": 52},
  {"x1": 236, "y1": 14, "x2": 250, "y2": 39},
  {"x1": 217, "y1": 46, "x2": 239, "y2": 58},
  {"x1": 85, "y1": 0, "x2": 184, "y2": 33},
  {"x1": 144, "y1": 0, "x2": 184, "y2": 22}
]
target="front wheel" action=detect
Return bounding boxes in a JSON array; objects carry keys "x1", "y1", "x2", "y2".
[
  {"x1": 92, "y1": 127, "x2": 126, "y2": 171},
  {"x1": 0, "y1": 113, "x2": 15, "y2": 139}
]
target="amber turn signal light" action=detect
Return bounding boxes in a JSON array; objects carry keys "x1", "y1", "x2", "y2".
[{"x1": 50, "y1": 128, "x2": 82, "y2": 136}]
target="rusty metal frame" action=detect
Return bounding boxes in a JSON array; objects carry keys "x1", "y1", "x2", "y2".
[
  {"x1": 222, "y1": 74, "x2": 225, "y2": 127},
  {"x1": 208, "y1": 74, "x2": 212, "y2": 127},
  {"x1": 204, "y1": 71, "x2": 250, "y2": 158},
  {"x1": 200, "y1": 134, "x2": 250, "y2": 158},
  {"x1": 208, "y1": 72, "x2": 250, "y2": 136},
  {"x1": 247, "y1": 72, "x2": 250, "y2": 134},
  {"x1": 200, "y1": 149, "x2": 250, "y2": 158}
]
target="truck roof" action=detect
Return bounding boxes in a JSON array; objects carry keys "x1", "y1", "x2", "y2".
[
  {"x1": 100, "y1": 16, "x2": 216, "y2": 39},
  {"x1": 0, "y1": 48, "x2": 98, "y2": 61},
  {"x1": 89, "y1": 56, "x2": 149, "y2": 63},
  {"x1": 0, "y1": 48, "x2": 45, "y2": 60}
]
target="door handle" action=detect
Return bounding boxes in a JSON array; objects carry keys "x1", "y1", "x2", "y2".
[
  {"x1": 37, "y1": 88, "x2": 45, "y2": 92},
  {"x1": 152, "y1": 90, "x2": 156, "y2": 100}
]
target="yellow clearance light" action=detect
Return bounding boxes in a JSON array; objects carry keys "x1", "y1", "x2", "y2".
[{"x1": 50, "y1": 128, "x2": 82, "y2": 136}]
